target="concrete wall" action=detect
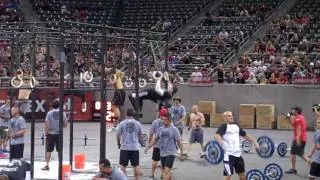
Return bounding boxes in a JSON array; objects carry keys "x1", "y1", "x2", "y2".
[{"x1": 104, "y1": 84, "x2": 320, "y2": 130}]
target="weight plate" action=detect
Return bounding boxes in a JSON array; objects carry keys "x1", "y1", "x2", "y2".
[
  {"x1": 242, "y1": 140, "x2": 252, "y2": 153},
  {"x1": 204, "y1": 140, "x2": 224, "y2": 165},
  {"x1": 264, "y1": 163, "x2": 283, "y2": 180},
  {"x1": 140, "y1": 133, "x2": 148, "y2": 147},
  {"x1": 277, "y1": 142, "x2": 288, "y2": 157},
  {"x1": 257, "y1": 136, "x2": 275, "y2": 159},
  {"x1": 246, "y1": 169, "x2": 265, "y2": 180}
]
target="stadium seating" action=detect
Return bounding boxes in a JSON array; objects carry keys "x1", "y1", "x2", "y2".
[
  {"x1": 231, "y1": 0, "x2": 320, "y2": 84},
  {"x1": 169, "y1": 0, "x2": 284, "y2": 80},
  {"x1": 118, "y1": 0, "x2": 210, "y2": 31}
]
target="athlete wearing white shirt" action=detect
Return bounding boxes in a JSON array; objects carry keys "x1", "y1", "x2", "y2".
[{"x1": 214, "y1": 111, "x2": 259, "y2": 180}]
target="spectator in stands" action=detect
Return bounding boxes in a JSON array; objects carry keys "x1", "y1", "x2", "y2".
[
  {"x1": 246, "y1": 73, "x2": 257, "y2": 84},
  {"x1": 190, "y1": 67, "x2": 202, "y2": 81},
  {"x1": 217, "y1": 64, "x2": 224, "y2": 83}
]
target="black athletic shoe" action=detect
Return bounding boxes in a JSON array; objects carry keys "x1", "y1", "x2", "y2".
[
  {"x1": 285, "y1": 169, "x2": 297, "y2": 174},
  {"x1": 41, "y1": 165, "x2": 49, "y2": 171}
]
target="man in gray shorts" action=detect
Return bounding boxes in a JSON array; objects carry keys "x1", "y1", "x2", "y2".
[
  {"x1": 42, "y1": 99, "x2": 68, "y2": 171},
  {"x1": 9, "y1": 106, "x2": 27, "y2": 161},
  {"x1": 188, "y1": 105, "x2": 205, "y2": 156},
  {"x1": 93, "y1": 158, "x2": 127, "y2": 180},
  {"x1": 117, "y1": 108, "x2": 142, "y2": 180},
  {"x1": 145, "y1": 110, "x2": 184, "y2": 180}
]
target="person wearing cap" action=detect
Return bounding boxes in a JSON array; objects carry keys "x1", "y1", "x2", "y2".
[
  {"x1": 148, "y1": 108, "x2": 166, "y2": 179},
  {"x1": 116, "y1": 108, "x2": 142, "y2": 180},
  {"x1": 285, "y1": 106, "x2": 309, "y2": 174},
  {"x1": 169, "y1": 97, "x2": 186, "y2": 137},
  {"x1": 41, "y1": 99, "x2": 68, "y2": 171},
  {"x1": 93, "y1": 158, "x2": 127, "y2": 180},
  {"x1": 145, "y1": 110, "x2": 184, "y2": 180}
]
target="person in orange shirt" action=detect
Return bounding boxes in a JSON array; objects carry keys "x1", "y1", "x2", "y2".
[{"x1": 285, "y1": 106, "x2": 310, "y2": 174}]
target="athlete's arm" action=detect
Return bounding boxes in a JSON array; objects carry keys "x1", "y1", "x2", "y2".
[{"x1": 167, "y1": 81, "x2": 173, "y2": 92}]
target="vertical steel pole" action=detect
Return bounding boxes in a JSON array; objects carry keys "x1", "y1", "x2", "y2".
[
  {"x1": 46, "y1": 41, "x2": 50, "y2": 83},
  {"x1": 30, "y1": 29, "x2": 37, "y2": 179},
  {"x1": 69, "y1": 33, "x2": 75, "y2": 170},
  {"x1": 58, "y1": 21, "x2": 66, "y2": 180},
  {"x1": 164, "y1": 31, "x2": 170, "y2": 89},
  {"x1": 99, "y1": 28, "x2": 107, "y2": 161},
  {"x1": 134, "y1": 30, "x2": 140, "y2": 120}
]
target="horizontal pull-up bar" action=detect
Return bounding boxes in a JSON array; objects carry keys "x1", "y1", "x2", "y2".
[{"x1": 64, "y1": 20, "x2": 166, "y2": 36}]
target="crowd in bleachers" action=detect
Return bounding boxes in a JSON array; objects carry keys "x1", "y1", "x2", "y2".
[
  {"x1": 168, "y1": 0, "x2": 284, "y2": 80},
  {"x1": 0, "y1": 0, "x2": 23, "y2": 22},
  {"x1": 220, "y1": 0, "x2": 320, "y2": 84}
]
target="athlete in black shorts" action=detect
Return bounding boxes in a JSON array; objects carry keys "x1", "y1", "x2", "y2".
[{"x1": 110, "y1": 70, "x2": 126, "y2": 128}]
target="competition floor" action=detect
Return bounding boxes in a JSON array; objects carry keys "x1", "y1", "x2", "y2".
[{"x1": 13, "y1": 123, "x2": 313, "y2": 179}]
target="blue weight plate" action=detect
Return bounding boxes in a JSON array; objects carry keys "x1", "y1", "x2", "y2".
[
  {"x1": 246, "y1": 169, "x2": 265, "y2": 180},
  {"x1": 257, "y1": 136, "x2": 275, "y2": 159},
  {"x1": 264, "y1": 163, "x2": 283, "y2": 180},
  {"x1": 242, "y1": 140, "x2": 252, "y2": 153},
  {"x1": 277, "y1": 142, "x2": 287, "y2": 157},
  {"x1": 204, "y1": 140, "x2": 224, "y2": 165}
]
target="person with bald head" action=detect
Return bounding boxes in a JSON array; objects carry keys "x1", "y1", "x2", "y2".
[
  {"x1": 214, "y1": 111, "x2": 259, "y2": 180},
  {"x1": 9, "y1": 106, "x2": 27, "y2": 161}
]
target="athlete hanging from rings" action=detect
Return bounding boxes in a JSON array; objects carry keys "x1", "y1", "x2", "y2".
[
  {"x1": 108, "y1": 69, "x2": 126, "y2": 131},
  {"x1": 128, "y1": 71, "x2": 178, "y2": 116}
]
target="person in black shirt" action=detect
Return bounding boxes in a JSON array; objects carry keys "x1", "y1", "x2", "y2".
[{"x1": 128, "y1": 73, "x2": 177, "y2": 114}]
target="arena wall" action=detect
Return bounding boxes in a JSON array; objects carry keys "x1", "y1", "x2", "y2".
[{"x1": 112, "y1": 84, "x2": 319, "y2": 130}]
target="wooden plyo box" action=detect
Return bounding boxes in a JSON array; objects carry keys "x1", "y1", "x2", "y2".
[
  {"x1": 239, "y1": 104, "x2": 256, "y2": 128},
  {"x1": 198, "y1": 101, "x2": 216, "y2": 114},
  {"x1": 211, "y1": 113, "x2": 224, "y2": 127},
  {"x1": 277, "y1": 115, "x2": 292, "y2": 130},
  {"x1": 256, "y1": 104, "x2": 275, "y2": 117}
]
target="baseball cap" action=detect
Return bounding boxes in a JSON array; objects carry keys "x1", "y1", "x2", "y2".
[{"x1": 159, "y1": 108, "x2": 171, "y2": 120}]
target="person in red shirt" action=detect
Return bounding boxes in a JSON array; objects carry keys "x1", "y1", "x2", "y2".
[{"x1": 286, "y1": 106, "x2": 310, "y2": 174}]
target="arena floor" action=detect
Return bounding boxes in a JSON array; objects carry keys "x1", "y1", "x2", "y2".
[{"x1": 19, "y1": 123, "x2": 313, "y2": 179}]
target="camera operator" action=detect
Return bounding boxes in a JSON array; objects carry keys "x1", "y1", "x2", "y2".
[{"x1": 285, "y1": 106, "x2": 310, "y2": 175}]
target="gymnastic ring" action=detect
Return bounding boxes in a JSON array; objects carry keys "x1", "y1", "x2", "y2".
[
  {"x1": 83, "y1": 71, "x2": 93, "y2": 83},
  {"x1": 139, "y1": 78, "x2": 147, "y2": 88},
  {"x1": 124, "y1": 76, "x2": 133, "y2": 88},
  {"x1": 110, "y1": 74, "x2": 116, "y2": 82},
  {"x1": 29, "y1": 76, "x2": 37, "y2": 88},
  {"x1": 153, "y1": 71, "x2": 163, "y2": 80},
  {"x1": 177, "y1": 77, "x2": 184, "y2": 84},
  {"x1": 11, "y1": 76, "x2": 23, "y2": 88},
  {"x1": 163, "y1": 71, "x2": 169, "y2": 81}
]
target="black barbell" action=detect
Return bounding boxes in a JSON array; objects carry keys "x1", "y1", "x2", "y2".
[{"x1": 35, "y1": 133, "x2": 96, "y2": 146}]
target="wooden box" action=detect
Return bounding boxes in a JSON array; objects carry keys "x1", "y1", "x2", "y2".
[
  {"x1": 277, "y1": 115, "x2": 292, "y2": 130},
  {"x1": 256, "y1": 115, "x2": 276, "y2": 129},
  {"x1": 256, "y1": 104, "x2": 275, "y2": 117},
  {"x1": 239, "y1": 115, "x2": 255, "y2": 129},
  {"x1": 211, "y1": 113, "x2": 224, "y2": 127},
  {"x1": 239, "y1": 104, "x2": 256, "y2": 116},
  {"x1": 198, "y1": 101, "x2": 216, "y2": 114}
]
